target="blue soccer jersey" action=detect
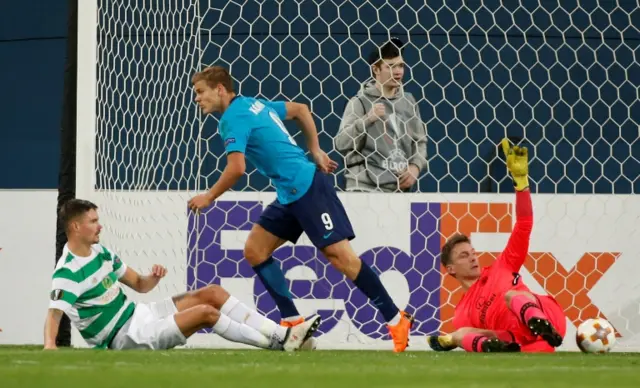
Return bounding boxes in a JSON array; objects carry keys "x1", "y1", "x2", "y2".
[{"x1": 218, "y1": 96, "x2": 317, "y2": 204}]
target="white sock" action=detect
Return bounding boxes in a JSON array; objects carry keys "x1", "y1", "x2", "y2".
[
  {"x1": 220, "y1": 296, "x2": 288, "y2": 341},
  {"x1": 212, "y1": 313, "x2": 271, "y2": 349},
  {"x1": 388, "y1": 312, "x2": 401, "y2": 326}
]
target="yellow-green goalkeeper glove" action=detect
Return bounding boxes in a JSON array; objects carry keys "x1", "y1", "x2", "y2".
[{"x1": 501, "y1": 138, "x2": 529, "y2": 191}]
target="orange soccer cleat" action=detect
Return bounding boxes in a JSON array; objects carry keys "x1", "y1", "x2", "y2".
[{"x1": 387, "y1": 311, "x2": 414, "y2": 353}]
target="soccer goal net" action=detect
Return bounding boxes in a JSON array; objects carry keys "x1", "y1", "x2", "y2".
[{"x1": 75, "y1": 0, "x2": 640, "y2": 351}]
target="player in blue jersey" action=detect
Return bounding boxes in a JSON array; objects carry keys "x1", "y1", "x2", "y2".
[{"x1": 187, "y1": 66, "x2": 413, "y2": 352}]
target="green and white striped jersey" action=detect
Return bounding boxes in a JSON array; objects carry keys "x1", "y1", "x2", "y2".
[{"x1": 49, "y1": 243, "x2": 135, "y2": 348}]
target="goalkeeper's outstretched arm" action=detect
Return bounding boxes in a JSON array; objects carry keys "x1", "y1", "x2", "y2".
[{"x1": 499, "y1": 139, "x2": 533, "y2": 272}]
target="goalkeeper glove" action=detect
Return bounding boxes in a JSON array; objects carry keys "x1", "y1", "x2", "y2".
[{"x1": 501, "y1": 138, "x2": 529, "y2": 191}]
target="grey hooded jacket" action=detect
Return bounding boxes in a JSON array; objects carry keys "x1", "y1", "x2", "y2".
[{"x1": 335, "y1": 81, "x2": 427, "y2": 192}]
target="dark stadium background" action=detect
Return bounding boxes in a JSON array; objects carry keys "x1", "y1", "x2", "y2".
[{"x1": 2, "y1": 0, "x2": 638, "y2": 194}]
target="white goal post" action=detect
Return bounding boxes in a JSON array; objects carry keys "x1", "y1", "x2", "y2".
[{"x1": 74, "y1": 0, "x2": 640, "y2": 351}]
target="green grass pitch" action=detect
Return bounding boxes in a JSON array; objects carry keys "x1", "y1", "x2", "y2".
[{"x1": 2, "y1": 346, "x2": 640, "y2": 387}]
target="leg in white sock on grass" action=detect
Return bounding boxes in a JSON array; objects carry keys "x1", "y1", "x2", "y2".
[
  {"x1": 220, "y1": 296, "x2": 288, "y2": 342},
  {"x1": 212, "y1": 313, "x2": 272, "y2": 349}
]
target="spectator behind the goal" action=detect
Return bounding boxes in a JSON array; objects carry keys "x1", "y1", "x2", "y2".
[{"x1": 335, "y1": 38, "x2": 427, "y2": 192}]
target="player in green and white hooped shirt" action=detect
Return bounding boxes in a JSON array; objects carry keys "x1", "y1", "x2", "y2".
[{"x1": 44, "y1": 199, "x2": 321, "y2": 351}]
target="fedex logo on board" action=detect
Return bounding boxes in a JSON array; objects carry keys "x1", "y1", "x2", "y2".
[{"x1": 187, "y1": 201, "x2": 619, "y2": 338}]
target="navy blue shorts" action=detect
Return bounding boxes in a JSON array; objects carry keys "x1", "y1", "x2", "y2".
[{"x1": 257, "y1": 170, "x2": 355, "y2": 249}]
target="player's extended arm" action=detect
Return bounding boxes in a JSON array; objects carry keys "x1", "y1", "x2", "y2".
[
  {"x1": 188, "y1": 136, "x2": 247, "y2": 210},
  {"x1": 44, "y1": 308, "x2": 64, "y2": 349},
  {"x1": 499, "y1": 139, "x2": 533, "y2": 271},
  {"x1": 284, "y1": 102, "x2": 321, "y2": 153},
  {"x1": 119, "y1": 265, "x2": 167, "y2": 293},
  {"x1": 284, "y1": 101, "x2": 337, "y2": 173},
  {"x1": 206, "y1": 152, "x2": 246, "y2": 201}
]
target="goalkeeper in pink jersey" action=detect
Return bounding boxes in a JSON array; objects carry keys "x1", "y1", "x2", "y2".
[{"x1": 428, "y1": 139, "x2": 566, "y2": 353}]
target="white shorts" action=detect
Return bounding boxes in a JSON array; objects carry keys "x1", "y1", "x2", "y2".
[{"x1": 109, "y1": 297, "x2": 187, "y2": 350}]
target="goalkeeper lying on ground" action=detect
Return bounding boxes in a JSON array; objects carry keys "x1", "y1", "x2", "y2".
[
  {"x1": 428, "y1": 139, "x2": 566, "y2": 353},
  {"x1": 44, "y1": 199, "x2": 319, "y2": 351}
]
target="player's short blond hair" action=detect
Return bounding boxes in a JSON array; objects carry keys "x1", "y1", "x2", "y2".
[
  {"x1": 441, "y1": 233, "x2": 471, "y2": 267},
  {"x1": 192, "y1": 66, "x2": 235, "y2": 92}
]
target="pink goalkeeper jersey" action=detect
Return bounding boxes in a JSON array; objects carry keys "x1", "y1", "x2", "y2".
[{"x1": 453, "y1": 190, "x2": 534, "y2": 333}]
